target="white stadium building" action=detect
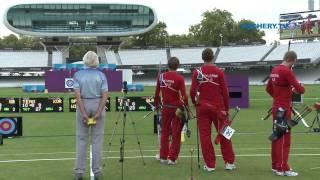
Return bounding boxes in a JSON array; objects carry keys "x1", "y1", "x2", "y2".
[{"x1": 1, "y1": 41, "x2": 320, "y2": 87}]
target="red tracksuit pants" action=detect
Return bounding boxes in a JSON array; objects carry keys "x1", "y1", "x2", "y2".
[
  {"x1": 272, "y1": 106, "x2": 292, "y2": 171},
  {"x1": 160, "y1": 107, "x2": 182, "y2": 161},
  {"x1": 196, "y1": 105, "x2": 235, "y2": 168}
]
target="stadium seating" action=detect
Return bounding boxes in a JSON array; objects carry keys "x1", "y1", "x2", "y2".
[
  {"x1": 216, "y1": 45, "x2": 273, "y2": 63},
  {"x1": 265, "y1": 42, "x2": 320, "y2": 62},
  {"x1": 118, "y1": 49, "x2": 167, "y2": 65},
  {"x1": 0, "y1": 51, "x2": 63, "y2": 67},
  {"x1": 2, "y1": 42, "x2": 320, "y2": 87},
  {"x1": 170, "y1": 48, "x2": 217, "y2": 64},
  {"x1": 106, "y1": 51, "x2": 119, "y2": 64}
]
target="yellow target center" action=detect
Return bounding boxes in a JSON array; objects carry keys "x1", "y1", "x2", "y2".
[{"x1": 3, "y1": 123, "x2": 10, "y2": 129}]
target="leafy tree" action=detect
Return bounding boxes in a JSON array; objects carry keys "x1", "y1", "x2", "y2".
[
  {"x1": 189, "y1": 9, "x2": 265, "y2": 46},
  {"x1": 234, "y1": 19, "x2": 266, "y2": 44},
  {"x1": 127, "y1": 21, "x2": 169, "y2": 47},
  {"x1": 1, "y1": 34, "x2": 19, "y2": 48},
  {"x1": 168, "y1": 34, "x2": 195, "y2": 47},
  {"x1": 189, "y1": 9, "x2": 235, "y2": 46},
  {"x1": 69, "y1": 45, "x2": 96, "y2": 62}
]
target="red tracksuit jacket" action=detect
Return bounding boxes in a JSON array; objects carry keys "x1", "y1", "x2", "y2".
[
  {"x1": 190, "y1": 64, "x2": 229, "y2": 111},
  {"x1": 154, "y1": 71, "x2": 188, "y2": 107},
  {"x1": 266, "y1": 64, "x2": 305, "y2": 107}
]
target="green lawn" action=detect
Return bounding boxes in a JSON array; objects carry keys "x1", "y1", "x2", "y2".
[
  {"x1": 280, "y1": 26, "x2": 320, "y2": 39},
  {"x1": 0, "y1": 86, "x2": 320, "y2": 180}
]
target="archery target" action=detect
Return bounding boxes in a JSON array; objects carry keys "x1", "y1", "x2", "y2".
[
  {"x1": 0, "y1": 118, "x2": 16, "y2": 135},
  {"x1": 65, "y1": 78, "x2": 74, "y2": 89}
]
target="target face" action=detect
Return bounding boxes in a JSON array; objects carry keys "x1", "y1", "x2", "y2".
[
  {"x1": 65, "y1": 78, "x2": 74, "y2": 88},
  {"x1": 0, "y1": 118, "x2": 16, "y2": 135}
]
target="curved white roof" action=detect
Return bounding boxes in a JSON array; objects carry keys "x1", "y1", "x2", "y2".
[{"x1": 3, "y1": 2, "x2": 158, "y2": 37}]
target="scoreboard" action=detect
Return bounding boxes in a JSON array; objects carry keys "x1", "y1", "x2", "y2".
[
  {"x1": 116, "y1": 96, "x2": 154, "y2": 111},
  {"x1": 21, "y1": 97, "x2": 64, "y2": 112},
  {"x1": 69, "y1": 97, "x2": 111, "y2": 112},
  {"x1": 0, "y1": 96, "x2": 156, "y2": 113},
  {"x1": 0, "y1": 98, "x2": 19, "y2": 112}
]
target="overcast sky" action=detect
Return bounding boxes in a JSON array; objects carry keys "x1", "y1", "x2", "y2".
[{"x1": 0, "y1": 0, "x2": 316, "y2": 44}]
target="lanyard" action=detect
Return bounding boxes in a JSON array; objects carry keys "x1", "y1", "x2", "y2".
[{"x1": 196, "y1": 68, "x2": 220, "y2": 86}]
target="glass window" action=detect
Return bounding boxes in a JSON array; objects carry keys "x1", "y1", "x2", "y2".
[
  {"x1": 67, "y1": 4, "x2": 73, "y2": 9},
  {"x1": 138, "y1": 6, "x2": 143, "y2": 13},
  {"x1": 144, "y1": 7, "x2": 149, "y2": 14}
]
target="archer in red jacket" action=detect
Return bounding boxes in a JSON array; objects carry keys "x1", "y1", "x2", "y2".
[
  {"x1": 190, "y1": 48, "x2": 235, "y2": 172},
  {"x1": 266, "y1": 51, "x2": 305, "y2": 176},
  {"x1": 154, "y1": 57, "x2": 189, "y2": 165}
]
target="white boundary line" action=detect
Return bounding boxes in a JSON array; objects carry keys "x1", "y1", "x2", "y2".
[
  {"x1": 250, "y1": 97, "x2": 319, "y2": 101},
  {"x1": 1, "y1": 153, "x2": 320, "y2": 163},
  {"x1": 1, "y1": 147, "x2": 320, "y2": 156}
]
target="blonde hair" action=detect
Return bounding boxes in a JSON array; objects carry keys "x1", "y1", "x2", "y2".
[{"x1": 83, "y1": 51, "x2": 99, "y2": 68}]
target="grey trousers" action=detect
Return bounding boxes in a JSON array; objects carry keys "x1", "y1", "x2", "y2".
[{"x1": 74, "y1": 98, "x2": 105, "y2": 176}]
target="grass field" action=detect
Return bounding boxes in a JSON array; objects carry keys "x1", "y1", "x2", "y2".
[
  {"x1": 0, "y1": 85, "x2": 320, "y2": 180},
  {"x1": 280, "y1": 27, "x2": 320, "y2": 39}
]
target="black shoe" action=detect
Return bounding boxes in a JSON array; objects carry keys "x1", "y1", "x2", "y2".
[
  {"x1": 94, "y1": 176, "x2": 103, "y2": 180},
  {"x1": 74, "y1": 174, "x2": 83, "y2": 180},
  {"x1": 94, "y1": 173, "x2": 103, "y2": 180}
]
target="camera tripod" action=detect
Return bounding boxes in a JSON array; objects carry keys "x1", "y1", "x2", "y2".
[
  {"x1": 310, "y1": 109, "x2": 320, "y2": 132},
  {"x1": 106, "y1": 81, "x2": 146, "y2": 180}
]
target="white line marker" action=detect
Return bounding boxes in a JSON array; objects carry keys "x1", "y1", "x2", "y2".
[
  {"x1": 1, "y1": 147, "x2": 320, "y2": 156},
  {"x1": 250, "y1": 97, "x2": 319, "y2": 101},
  {"x1": 90, "y1": 145, "x2": 94, "y2": 180},
  {"x1": 311, "y1": 167, "x2": 320, "y2": 170},
  {"x1": 1, "y1": 153, "x2": 320, "y2": 163}
]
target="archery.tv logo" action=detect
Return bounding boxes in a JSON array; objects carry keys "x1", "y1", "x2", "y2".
[{"x1": 240, "y1": 23, "x2": 290, "y2": 30}]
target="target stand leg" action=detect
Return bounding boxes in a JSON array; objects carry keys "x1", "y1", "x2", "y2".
[
  {"x1": 0, "y1": 135, "x2": 3, "y2": 145},
  {"x1": 310, "y1": 112, "x2": 320, "y2": 133}
]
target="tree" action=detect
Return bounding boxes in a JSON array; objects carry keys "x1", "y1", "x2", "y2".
[
  {"x1": 18, "y1": 35, "x2": 42, "y2": 49},
  {"x1": 189, "y1": 9, "x2": 265, "y2": 46},
  {"x1": 69, "y1": 45, "x2": 96, "y2": 62},
  {"x1": 1, "y1": 34, "x2": 19, "y2": 48},
  {"x1": 168, "y1": 34, "x2": 196, "y2": 47},
  {"x1": 0, "y1": 34, "x2": 43, "y2": 49},
  {"x1": 189, "y1": 9, "x2": 235, "y2": 46},
  {"x1": 232, "y1": 19, "x2": 265, "y2": 44},
  {"x1": 126, "y1": 21, "x2": 169, "y2": 48}
]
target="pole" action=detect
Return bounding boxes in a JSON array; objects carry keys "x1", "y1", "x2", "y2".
[
  {"x1": 288, "y1": 40, "x2": 291, "y2": 51},
  {"x1": 119, "y1": 81, "x2": 128, "y2": 180}
]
